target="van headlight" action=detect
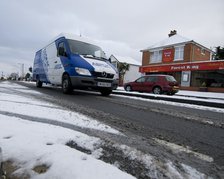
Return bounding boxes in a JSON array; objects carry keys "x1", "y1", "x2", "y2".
[{"x1": 75, "y1": 67, "x2": 91, "y2": 76}]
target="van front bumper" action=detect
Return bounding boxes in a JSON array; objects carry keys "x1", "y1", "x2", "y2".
[{"x1": 70, "y1": 76, "x2": 118, "y2": 90}]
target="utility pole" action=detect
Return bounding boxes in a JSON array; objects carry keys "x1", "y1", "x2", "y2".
[
  {"x1": 18, "y1": 63, "x2": 25, "y2": 79},
  {"x1": 22, "y1": 63, "x2": 24, "y2": 79}
]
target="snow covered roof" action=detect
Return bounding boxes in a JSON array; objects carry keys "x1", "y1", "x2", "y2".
[
  {"x1": 110, "y1": 55, "x2": 141, "y2": 66},
  {"x1": 143, "y1": 34, "x2": 192, "y2": 51}
]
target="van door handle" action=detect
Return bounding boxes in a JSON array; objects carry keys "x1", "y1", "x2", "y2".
[{"x1": 54, "y1": 61, "x2": 57, "y2": 63}]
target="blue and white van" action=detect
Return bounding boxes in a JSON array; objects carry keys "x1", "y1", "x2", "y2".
[{"x1": 33, "y1": 33, "x2": 118, "y2": 96}]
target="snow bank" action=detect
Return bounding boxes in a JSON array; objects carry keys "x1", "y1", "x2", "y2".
[{"x1": 0, "y1": 116, "x2": 135, "y2": 179}]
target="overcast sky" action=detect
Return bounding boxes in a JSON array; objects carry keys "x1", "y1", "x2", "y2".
[{"x1": 0, "y1": 0, "x2": 223, "y2": 76}]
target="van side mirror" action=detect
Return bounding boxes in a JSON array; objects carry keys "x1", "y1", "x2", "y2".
[{"x1": 58, "y1": 47, "x2": 67, "y2": 57}]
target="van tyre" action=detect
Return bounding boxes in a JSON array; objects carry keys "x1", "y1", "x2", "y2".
[
  {"x1": 62, "y1": 74, "x2": 73, "y2": 94},
  {"x1": 36, "y1": 79, "x2": 43, "y2": 88},
  {"x1": 100, "y1": 89, "x2": 112, "y2": 96},
  {"x1": 153, "y1": 86, "x2": 162, "y2": 94}
]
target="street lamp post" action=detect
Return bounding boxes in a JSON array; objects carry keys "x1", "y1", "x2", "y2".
[{"x1": 18, "y1": 63, "x2": 24, "y2": 79}]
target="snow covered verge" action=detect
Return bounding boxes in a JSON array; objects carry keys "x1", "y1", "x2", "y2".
[
  {"x1": 116, "y1": 87, "x2": 224, "y2": 104},
  {"x1": 0, "y1": 81, "x2": 212, "y2": 178}
]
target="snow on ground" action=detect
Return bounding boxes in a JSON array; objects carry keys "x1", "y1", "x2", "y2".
[
  {"x1": 177, "y1": 90, "x2": 224, "y2": 100},
  {"x1": 0, "y1": 81, "x2": 213, "y2": 178},
  {"x1": 153, "y1": 138, "x2": 213, "y2": 163},
  {"x1": 0, "y1": 115, "x2": 135, "y2": 179},
  {"x1": 116, "y1": 87, "x2": 224, "y2": 102},
  {"x1": 115, "y1": 87, "x2": 224, "y2": 113},
  {"x1": 0, "y1": 82, "x2": 119, "y2": 134},
  {"x1": 0, "y1": 81, "x2": 134, "y2": 179},
  {"x1": 113, "y1": 94, "x2": 224, "y2": 113}
]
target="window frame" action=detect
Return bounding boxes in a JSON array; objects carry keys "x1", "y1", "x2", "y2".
[
  {"x1": 201, "y1": 48, "x2": 205, "y2": 55},
  {"x1": 174, "y1": 45, "x2": 184, "y2": 61},
  {"x1": 150, "y1": 49, "x2": 162, "y2": 63}
]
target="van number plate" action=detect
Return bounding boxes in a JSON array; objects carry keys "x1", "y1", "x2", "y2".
[{"x1": 97, "y1": 82, "x2": 111, "y2": 87}]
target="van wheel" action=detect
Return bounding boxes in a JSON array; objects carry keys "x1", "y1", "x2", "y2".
[
  {"x1": 100, "y1": 89, "x2": 112, "y2": 96},
  {"x1": 153, "y1": 86, "x2": 162, "y2": 94},
  {"x1": 62, "y1": 74, "x2": 73, "y2": 94},
  {"x1": 36, "y1": 79, "x2": 43, "y2": 88}
]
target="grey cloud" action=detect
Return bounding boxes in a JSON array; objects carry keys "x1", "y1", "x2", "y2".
[{"x1": 0, "y1": 0, "x2": 224, "y2": 75}]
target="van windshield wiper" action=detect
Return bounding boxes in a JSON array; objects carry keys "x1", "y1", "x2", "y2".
[{"x1": 81, "y1": 54, "x2": 108, "y2": 61}]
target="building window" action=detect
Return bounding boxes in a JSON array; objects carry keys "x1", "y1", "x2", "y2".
[
  {"x1": 201, "y1": 48, "x2": 205, "y2": 55},
  {"x1": 150, "y1": 50, "x2": 162, "y2": 63},
  {"x1": 174, "y1": 46, "x2": 184, "y2": 61}
]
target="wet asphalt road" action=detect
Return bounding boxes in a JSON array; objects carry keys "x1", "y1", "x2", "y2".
[{"x1": 15, "y1": 82, "x2": 224, "y2": 177}]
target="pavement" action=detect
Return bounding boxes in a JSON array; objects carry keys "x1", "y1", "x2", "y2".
[{"x1": 113, "y1": 87, "x2": 224, "y2": 109}]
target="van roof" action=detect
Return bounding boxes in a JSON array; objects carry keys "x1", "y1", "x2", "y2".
[
  {"x1": 52, "y1": 33, "x2": 98, "y2": 46},
  {"x1": 37, "y1": 33, "x2": 100, "y2": 52}
]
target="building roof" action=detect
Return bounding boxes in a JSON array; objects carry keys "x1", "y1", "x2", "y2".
[
  {"x1": 143, "y1": 34, "x2": 192, "y2": 51},
  {"x1": 141, "y1": 33, "x2": 213, "y2": 52},
  {"x1": 110, "y1": 55, "x2": 141, "y2": 66}
]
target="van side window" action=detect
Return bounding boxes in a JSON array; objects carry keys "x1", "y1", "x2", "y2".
[{"x1": 58, "y1": 42, "x2": 67, "y2": 57}]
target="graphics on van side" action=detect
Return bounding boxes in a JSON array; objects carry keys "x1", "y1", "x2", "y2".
[{"x1": 41, "y1": 49, "x2": 50, "y2": 81}]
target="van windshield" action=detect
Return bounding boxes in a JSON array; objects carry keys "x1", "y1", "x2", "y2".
[{"x1": 67, "y1": 39, "x2": 107, "y2": 59}]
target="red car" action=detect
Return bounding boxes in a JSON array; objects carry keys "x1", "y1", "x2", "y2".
[{"x1": 124, "y1": 75, "x2": 179, "y2": 95}]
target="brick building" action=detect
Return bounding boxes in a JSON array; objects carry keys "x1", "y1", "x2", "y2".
[{"x1": 140, "y1": 31, "x2": 224, "y2": 92}]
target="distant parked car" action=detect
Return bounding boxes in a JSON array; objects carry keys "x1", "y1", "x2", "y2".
[{"x1": 124, "y1": 74, "x2": 179, "y2": 95}]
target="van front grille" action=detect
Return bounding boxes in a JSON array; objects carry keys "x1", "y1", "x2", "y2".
[{"x1": 92, "y1": 71, "x2": 114, "y2": 79}]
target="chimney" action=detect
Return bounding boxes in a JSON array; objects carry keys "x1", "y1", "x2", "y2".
[{"x1": 168, "y1": 30, "x2": 177, "y2": 37}]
